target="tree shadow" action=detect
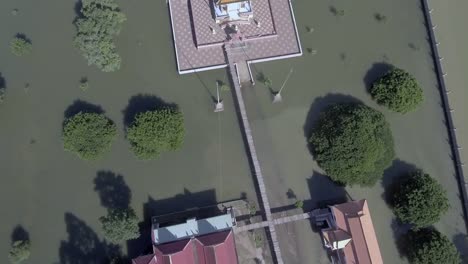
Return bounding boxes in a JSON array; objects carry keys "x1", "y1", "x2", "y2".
[
  {"x1": 363, "y1": 62, "x2": 393, "y2": 90},
  {"x1": 0, "y1": 73, "x2": 6, "y2": 89},
  {"x1": 126, "y1": 188, "x2": 218, "y2": 258},
  {"x1": 304, "y1": 170, "x2": 350, "y2": 212},
  {"x1": 74, "y1": 0, "x2": 83, "y2": 17},
  {"x1": 123, "y1": 94, "x2": 177, "y2": 128},
  {"x1": 64, "y1": 100, "x2": 104, "y2": 119},
  {"x1": 59, "y1": 212, "x2": 123, "y2": 264},
  {"x1": 15, "y1": 33, "x2": 32, "y2": 44},
  {"x1": 391, "y1": 218, "x2": 412, "y2": 258},
  {"x1": 94, "y1": 171, "x2": 131, "y2": 210},
  {"x1": 453, "y1": 233, "x2": 468, "y2": 262},
  {"x1": 11, "y1": 225, "x2": 29, "y2": 242},
  {"x1": 381, "y1": 159, "x2": 418, "y2": 207},
  {"x1": 303, "y1": 93, "x2": 362, "y2": 153}
]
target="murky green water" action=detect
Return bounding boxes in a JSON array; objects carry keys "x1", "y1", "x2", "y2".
[
  {"x1": 243, "y1": 0, "x2": 467, "y2": 262},
  {"x1": 0, "y1": 0, "x2": 466, "y2": 263},
  {"x1": 0, "y1": 0, "x2": 255, "y2": 262}
]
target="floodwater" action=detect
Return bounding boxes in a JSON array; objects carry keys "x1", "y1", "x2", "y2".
[
  {"x1": 0, "y1": 0, "x2": 256, "y2": 263},
  {"x1": 0, "y1": 0, "x2": 466, "y2": 263},
  {"x1": 242, "y1": 0, "x2": 468, "y2": 263}
]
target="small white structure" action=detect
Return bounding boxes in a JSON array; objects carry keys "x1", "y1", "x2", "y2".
[
  {"x1": 213, "y1": 0, "x2": 253, "y2": 25},
  {"x1": 152, "y1": 209, "x2": 236, "y2": 244}
]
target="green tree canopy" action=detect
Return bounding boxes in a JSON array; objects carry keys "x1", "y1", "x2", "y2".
[
  {"x1": 310, "y1": 102, "x2": 394, "y2": 186},
  {"x1": 370, "y1": 67, "x2": 423, "y2": 113},
  {"x1": 393, "y1": 170, "x2": 449, "y2": 228},
  {"x1": 8, "y1": 240, "x2": 31, "y2": 264},
  {"x1": 100, "y1": 208, "x2": 140, "y2": 243},
  {"x1": 74, "y1": 0, "x2": 126, "y2": 72},
  {"x1": 406, "y1": 228, "x2": 460, "y2": 264},
  {"x1": 63, "y1": 112, "x2": 117, "y2": 160},
  {"x1": 10, "y1": 37, "x2": 32, "y2": 56},
  {"x1": 127, "y1": 108, "x2": 185, "y2": 159}
]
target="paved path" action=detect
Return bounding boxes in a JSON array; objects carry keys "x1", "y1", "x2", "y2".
[
  {"x1": 422, "y1": 0, "x2": 468, "y2": 223},
  {"x1": 225, "y1": 45, "x2": 284, "y2": 264},
  {"x1": 236, "y1": 60, "x2": 252, "y2": 85},
  {"x1": 235, "y1": 212, "x2": 314, "y2": 233}
]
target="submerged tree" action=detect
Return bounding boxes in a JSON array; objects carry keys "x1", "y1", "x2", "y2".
[
  {"x1": 127, "y1": 108, "x2": 185, "y2": 159},
  {"x1": 8, "y1": 240, "x2": 31, "y2": 264},
  {"x1": 310, "y1": 102, "x2": 394, "y2": 186},
  {"x1": 370, "y1": 67, "x2": 423, "y2": 113},
  {"x1": 10, "y1": 36, "x2": 32, "y2": 56},
  {"x1": 63, "y1": 112, "x2": 117, "y2": 160},
  {"x1": 406, "y1": 228, "x2": 461, "y2": 264},
  {"x1": 393, "y1": 170, "x2": 449, "y2": 228},
  {"x1": 74, "y1": 0, "x2": 127, "y2": 72},
  {"x1": 100, "y1": 208, "x2": 140, "y2": 243}
]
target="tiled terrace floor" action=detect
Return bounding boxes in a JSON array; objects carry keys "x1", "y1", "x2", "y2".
[{"x1": 169, "y1": 0, "x2": 302, "y2": 73}]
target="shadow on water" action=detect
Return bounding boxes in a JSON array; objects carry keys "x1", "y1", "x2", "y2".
[
  {"x1": 122, "y1": 94, "x2": 177, "y2": 128},
  {"x1": 304, "y1": 170, "x2": 350, "y2": 213},
  {"x1": 286, "y1": 188, "x2": 297, "y2": 200},
  {"x1": 0, "y1": 73, "x2": 6, "y2": 89},
  {"x1": 390, "y1": 218, "x2": 412, "y2": 258},
  {"x1": 94, "y1": 171, "x2": 131, "y2": 210},
  {"x1": 74, "y1": 0, "x2": 82, "y2": 17},
  {"x1": 380, "y1": 159, "x2": 418, "y2": 207},
  {"x1": 303, "y1": 93, "x2": 362, "y2": 151},
  {"x1": 453, "y1": 233, "x2": 468, "y2": 262},
  {"x1": 59, "y1": 213, "x2": 123, "y2": 264},
  {"x1": 14, "y1": 33, "x2": 32, "y2": 44},
  {"x1": 126, "y1": 188, "x2": 219, "y2": 258},
  {"x1": 227, "y1": 67, "x2": 268, "y2": 217},
  {"x1": 64, "y1": 100, "x2": 104, "y2": 119},
  {"x1": 363, "y1": 62, "x2": 393, "y2": 90},
  {"x1": 11, "y1": 225, "x2": 29, "y2": 242}
]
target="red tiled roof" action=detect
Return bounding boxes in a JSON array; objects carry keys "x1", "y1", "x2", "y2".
[
  {"x1": 137, "y1": 230, "x2": 238, "y2": 264},
  {"x1": 330, "y1": 200, "x2": 383, "y2": 264},
  {"x1": 132, "y1": 254, "x2": 157, "y2": 264},
  {"x1": 155, "y1": 239, "x2": 191, "y2": 255}
]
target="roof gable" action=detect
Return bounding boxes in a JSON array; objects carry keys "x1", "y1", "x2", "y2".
[{"x1": 330, "y1": 200, "x2": 383, "y2": 264}]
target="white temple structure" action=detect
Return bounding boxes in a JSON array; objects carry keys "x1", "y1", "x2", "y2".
[{"x1": 213, "y1": 0, "x2": 253, "y2": 25}]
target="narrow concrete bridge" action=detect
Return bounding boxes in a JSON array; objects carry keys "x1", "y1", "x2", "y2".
[
  {"x1": 225, "y1": 44, "x2": 285, "y2": 264},
  {"x1": 234, "y1": 212, "x2": 315, "y2": 233}
]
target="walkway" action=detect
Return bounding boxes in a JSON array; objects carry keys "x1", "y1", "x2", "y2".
[
  {"x1": 422, "y1": 0, "x2": 468, "y2": 223},
  {"x1": 235, "y1": 212, "x2": 314, "y2": 233},
  {"x1": 225, "y1": 44, "x2": 284, "y2": 264},
  {"x1": 236, "y1": 60, "x2": 253, "y2": 85}
]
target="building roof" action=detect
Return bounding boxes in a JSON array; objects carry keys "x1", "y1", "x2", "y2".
[
  {"x1": 153, "y1": 212, "x2": 235, "y2": 244},
  {"x1": 169, "y1": 0, "x2": 301, "y2": 73},
  {"x1": 132, "y1": 254, "x2": 157, "y2": 264},
  {"x1": 149, "y1": 230, "x2": 238, "y2": 264},
  {"x1": 323, "y1": 229, "x2": 352, "y2": 250},
  {"x1": 329, "y1": 200, "x2": 383, "y2": 264}
]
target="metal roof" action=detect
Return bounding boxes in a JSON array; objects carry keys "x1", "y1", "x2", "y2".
[{"x1": 153, "y1": 212, "x2": 235, "y2": 244}]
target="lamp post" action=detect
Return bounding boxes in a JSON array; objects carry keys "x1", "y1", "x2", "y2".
[
  {"x1": 214, "y1": 81, "x2": 224, "y2": 112},
  {"x1": 273, "y1": 68, "x2": 294, "y2": 103}
]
